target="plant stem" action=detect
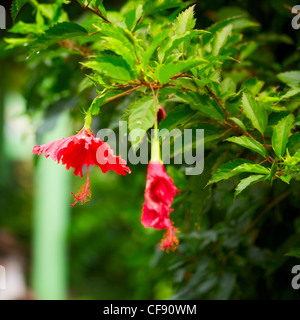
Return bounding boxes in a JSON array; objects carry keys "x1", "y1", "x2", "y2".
[
  {"x1": 68, "y1": 0, "x2": 112, "y2": 24},
  {"x1": 106, "y1": 85, "x2": 145, "y2": 102},
  {"x1": 205, "y1": 84, "x2": 231, "y2": 118},
  {"x1": 150, "y1": 84, "x2": 161, "y2": 162}
]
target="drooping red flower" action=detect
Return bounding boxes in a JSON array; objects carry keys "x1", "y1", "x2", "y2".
[
  {"x1": 33, "y1": 128, "x2": 130, "y2": 207},
  {"x1": 142, "y1": 161, "x2": 179, "y2": 251}
]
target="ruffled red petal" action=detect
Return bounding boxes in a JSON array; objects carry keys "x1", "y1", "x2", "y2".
[
  {"x1": 33, "y1": 128, "x2": 130, "y2": 177},
  {"x1": 141, "y1": 161, "x2": 179, "y2": 251},
  {"x1": 33, "y1": 128, "x2": 130, "y2": 206}
]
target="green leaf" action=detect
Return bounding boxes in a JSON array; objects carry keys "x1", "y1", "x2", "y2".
[
  {"x1": 287, "y1": 132, "x2": 300, "y2": 155},
  {"x1": 228, "y1": 117, "x2": 247, "y2": 132},
  {"x1": 242, "y1": 78, "x2": 264, "y2": 95},
  {"x1": 212, "y1": 24, "x2": 233, "y2": 56},
  {"x1": 28, "y1": 22, "x2": 88, "y2": 55},
  {"x1": 157, "y1": 30, "x2": 208, "y2": 62},
  {"x1": 272, "y1": 114, "x2": 294, "y2": 158},
  {"x1": 220, "y1": 78, "x2": 236, "y2": 99},
  {"x1": 163, "y1": 30, "x2": 209, "y2": 58},
  {"x1": 277, "y1": 71, "x2": 300, "y2": 87},
  {"x1": 4, "y1": 37, "x2": 31, "y2": 49},
  {"x1": 81, "y1": 56, "x2": 134, "y2": 82},
  {"x1": 128, "y1": 96, "x2": 156, "y2": 139},
  {"x1": 11, "y1": 0, "x2": 29, "y2": 22},
  {"x1": 202, "y1": 17, "x2": 240, "y2": 44},
  {"x1": 9, "y1": 21, "x2": 46, "y2": 35},
  {"x1": 144, "y1": 0, "x2": 186, "y2": 16},
  {"x1": 190, "y1": 150, "x2": 223, "y2": 222},
  {"x1": 231, "y1": 163, "x2": 270, "y2": 175},
  {"x1": 279, "y1": 174, "x2": 292, "y2": 184},
  {"x1": 280, "y1": 87, "x2": 300, "y2": 100},
  {"x1": 155, "y1": 59, "x2": 207, "y2": 84},
  {"x1": 193, "y1": 103, "x2": 225, "y2": 121},
  {"x1": 175, "y1": 5, "x2": 196, "y2": 34},
  {"x1": 241, "y1": 92, "x2": 268, "y2": 134},
  {"x1": 93, "y1": 0, "x2": 107, "y2": 18},
  {"x1": 101, "y1": 37, "x2": 137, "y2": 69},
  {"x1": 89, "y1": 90, "x2": 123, "y2": 115},
  {"x1": 286, "y1": 243, "x2": 300, "y2": 258},
  {"x1": 125, "y1": 4, "x2": 143, "y2": 31},
  {"x1": 226, "y1": 136, "x2": 269, "y2": 157},
  {"x1": 207, "y1": 159, "x2": 252, "y2": 185},
  {"x1": 269, "y1": 158, "x2": 278, "y2": 182},
  {"x1": 93, "y1": 23, "x2": 138, "y2": 68},
  {"x1": 235, "y1": 175, "x2": 266, "y2": 197},
  {"x1": 176, "y1": 92, "x2": 224, "y2": 120},
  {"x1": 216, "y1": 273, "x2": 236, "y2": 300},
  {"x1": 159, "y1": 105, "x2": 195, "y2": 132},
  {"x1": 141, "y1": 30, "x2": 170, "y2": 69}
]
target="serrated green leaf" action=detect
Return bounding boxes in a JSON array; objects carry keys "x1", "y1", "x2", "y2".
[
  {"x1": 207, "y1": 159, "x2": 252, "y2": 185},
  {"x1": 242, "y1": 78, "x2": 264, "y2": 95},
  {"x1": 280, "y1": 87, "x2": 300, "y2": 100},
  {"x1": 175, "y1": 5, "x2": 196, "y2": 34},
  {"x1": 277, "y1": 71, "x2": 300, "y2": 87},
  {"x1": 81, "y1": 56, "x2": 134, "y2": 82},
  {"x1": 241, "y1": 92, "x2": 268, "y2": 134},
  {"x1": 28, "y1": 22, "x2": 88, "y2": 55},
  {"x1": 102, "y1": 37, "x2": 137, "y2": 68},
  {"x1": 272, "y1": 114, "x2": 294, "y2": 158},
  {"x1": 164, "y1": 30, "x2": 209, "y2": 58},
  {"x1": 141, "y1": 29, "x2": 170, "y2": 69},
  {"x1": 279, "y1": 174, "x2": 292, "y2": 184},
  {"x1": 232, "y1": 163, "x2": 270, "y2": 175},
  {"x1": 93, "y1": 23, "x2": 138, "y2": 68},
  {"x1": 212, "y1": 24, "x2": 233, "y2": 56},
  {"x1": 155, "y1": 59, "x2": 207, "y2": 84},
  {"x1": 125, "y1": 4, "x2": 143, "y2": 31},
  {"x1": 11, "y1": 0, "x2": 29, "y2": 22},
  {"x1": 226, "y1": 136, "x2": 268, "y2": 157},
  {"x1": 234, "y1": 175, "x2": 266, "y2": 197}
]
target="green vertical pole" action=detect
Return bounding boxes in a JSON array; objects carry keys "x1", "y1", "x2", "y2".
[
  {"x1": 0, "y1": 61, "x2": 5, "y2": 184},
  {"x1": 32, "y1": 112, "x2": 71, "y2": 300}
]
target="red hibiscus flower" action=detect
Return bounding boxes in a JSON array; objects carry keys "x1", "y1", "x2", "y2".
[
  {"x1": 33, "y1": 128, "x2": 130, "y2": 207},
  {"x1": 157, "y1": 105, "x2": 166, "y2": 122},
  {"x1": 142, "y1": 161, "x2": 179, "y2": 251}
]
